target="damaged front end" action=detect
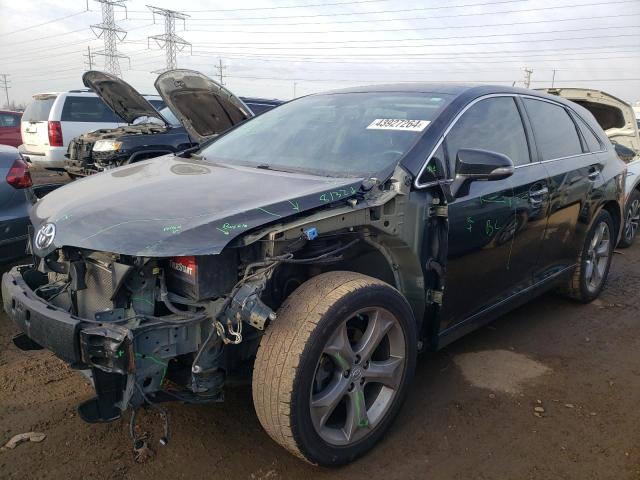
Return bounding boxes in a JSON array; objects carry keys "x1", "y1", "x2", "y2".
[
  {"x1": 1, "y1": 246, "x2": 276, "y2": 425},
  {"x1": 65, "y1": 124, "x2": 171, "y2": 177}
]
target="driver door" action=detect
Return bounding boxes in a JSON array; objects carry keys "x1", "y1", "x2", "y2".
[{"x1": 432, "y1": 96, "x2": 551, "y2": 336}]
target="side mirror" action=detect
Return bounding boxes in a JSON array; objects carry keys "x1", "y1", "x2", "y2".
[{"x1": 450, "y1": 148, "x2": 514, "y2": 198}]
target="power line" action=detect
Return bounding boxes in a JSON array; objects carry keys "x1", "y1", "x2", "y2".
[
  {"x1": 91, "y1": 0, "x2": 130, "y2": 76},
  {"x1": 183, "y1": 12, "x2": 640, "y2": 35},
  {"x1": 147, "y1": 5, "x2": 192, "y2": 72},
  {"x1": 181, "y1": 0, "x2": 637, "y2": 22},
  {"x1": 190, "y1": 25, "x2": 640, "y2": 47},
  {"x1": 189, "y1": 50, "x2": 640, "y2": 66},
  {"x1": 184, "y1": 1, "x2": 639, "y2": 27},
  {"x1": 185, "y1": 33, "x2": 640, "y2": 52},
  {"x1": 0, "y1": 37, "x2": 97, "y2": 61},
  {"x1": 129, "y1": 0, "x2": 392, "y2": 13},
  {"x1": 1, "y1": 27, "x2": 88, "y2": 47},
  {"x1": 0, "y1": 10, "x2": 88, "y2": 38}
]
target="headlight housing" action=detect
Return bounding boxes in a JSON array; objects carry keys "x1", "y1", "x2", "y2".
[{"x1": 93, "y1": 140, "x2": 123, "y2": 152}]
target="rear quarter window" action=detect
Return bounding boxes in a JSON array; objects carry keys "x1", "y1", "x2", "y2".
[
  {"x1": 22, "y1": 97, "x2": 56, "y2": 122},
  {"x1": 60, "y1": 96, "x2": 123, "y2": 123},
  {"x1": 574, "y1": 115, "x2": 604, "y2": 152}
]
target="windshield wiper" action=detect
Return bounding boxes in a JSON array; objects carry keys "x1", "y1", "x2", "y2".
[{"x1": 176, "y1": 145, "x2": 201, "y2": 158}]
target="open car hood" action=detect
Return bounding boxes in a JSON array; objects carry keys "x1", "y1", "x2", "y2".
[
  {"x1": 83, "y1": 71, "x2": 166, "y2": 125},
  {"x1": 539, "y1": 87, "x2": 640, "y2": 155},
  {"x1": 154, "y1": 69, "x2": 253, "y2": 144},
  {"x1": 30, "y1": 156, "x2": 363, "y2": 257}
]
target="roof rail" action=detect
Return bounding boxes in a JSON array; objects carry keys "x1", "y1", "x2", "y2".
[{"x1": 67, "y1": 88, "x2": 94, "y2": 93}]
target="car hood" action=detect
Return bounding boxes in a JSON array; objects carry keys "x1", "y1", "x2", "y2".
[
  {"x1": 154, "y1": 69, "x2": 253, "y2": 144},
  {"x1": 83, "y1": 70, "x2": 166, "y2": 125},
  {"x1": 30, "y1": 156, "x2": 363, "y2": 257}
]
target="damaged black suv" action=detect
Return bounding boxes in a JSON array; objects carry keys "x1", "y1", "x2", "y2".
[
  {"x1": 2, "y1": 76, "x2": 625, "y2": 466},
  {"x1": 65, "y1": 71, "x2": 281, "y2": 178}
]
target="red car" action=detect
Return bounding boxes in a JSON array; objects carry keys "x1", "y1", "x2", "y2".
[{"x1": 0, "y1": 110, "x2": 22, "y2": 148}]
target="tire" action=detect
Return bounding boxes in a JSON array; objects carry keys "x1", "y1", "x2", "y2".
[
  {"x1": 561, "y1": 209, "x2": 614, "y2": 302},
  {"x1": 252, "y1": 271, "x2": 417, "y2": 466},
  {"x1": 618, "y1": 190, "x2": 640, "y2": 248}
]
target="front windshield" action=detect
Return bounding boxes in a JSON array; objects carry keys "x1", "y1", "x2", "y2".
[
  {"x1": 159, "y1": 106, "x2": 181, "y2": 127},
  {"x1": 199, "y1": 91, "x2": 452, "y2": 177}
]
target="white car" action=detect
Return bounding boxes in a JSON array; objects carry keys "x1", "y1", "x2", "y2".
[{"x1": 19, "y1": 90, "x2": 164, "y2": 169}]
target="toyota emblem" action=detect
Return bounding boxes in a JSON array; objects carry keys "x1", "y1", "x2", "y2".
[{"x1": 34, "y1": 223, "x2": 56, "y2": 250}]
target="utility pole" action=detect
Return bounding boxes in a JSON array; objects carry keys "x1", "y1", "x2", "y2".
[
  {"x1": 293, "y1": 81, "x2": 297, "y2": 98},
  {"x1": 91, "y1": 0, "x2": 129, "y2": 77},
  {"x1": 0, "y1": 74, "x2": 10, "y2": 108},
  {"x1": 551, "y1": 69, "x2": 557, "y2": 88},
  {"x1": 84, "y1": 46, "x2": 94, "y2": 71},
  {"x1": 147, "y1": 6, "x2": 191, "y2": 72},
  {"x1": 523, "y1": 67, "x2": 533, "y2": 89},
  {"x1": 215, "y1": 58, "x2": 226, "y2": 85}
]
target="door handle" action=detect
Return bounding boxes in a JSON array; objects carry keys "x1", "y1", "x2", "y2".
[
  {"x1": 587, "y1": 166, "x2": 600, "y2": 181},
  {"x1": 528, "y1": 185, "x2": 548, "y2": 207}
]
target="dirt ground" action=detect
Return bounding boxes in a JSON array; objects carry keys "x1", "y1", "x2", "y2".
[{"x1": 1, "y1": 243, "x2": 639, "y2": 479}]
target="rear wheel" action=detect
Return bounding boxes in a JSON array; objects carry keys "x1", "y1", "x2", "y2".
[
  {"x1": 619, "y1": 190, "x2": 640, "y2": 248},
  {"x1": 252, "y1": 271, "x2": 417, "y2": 466},
  {"x1": 561, "y1": 209, "x2": 614, "y2": 302}
]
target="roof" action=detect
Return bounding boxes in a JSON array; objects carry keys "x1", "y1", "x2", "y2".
[{"x1": 316, "y1": 82, "x2": 573, "y2": 103}]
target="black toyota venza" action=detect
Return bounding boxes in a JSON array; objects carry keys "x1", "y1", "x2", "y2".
[{"x1": 2, "y1": 74, "x2": 625, "y2": 466}]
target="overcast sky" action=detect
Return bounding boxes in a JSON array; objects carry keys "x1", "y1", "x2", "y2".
[{"x1": 1, "y1": 0, "x2": 639, "y2": 106}]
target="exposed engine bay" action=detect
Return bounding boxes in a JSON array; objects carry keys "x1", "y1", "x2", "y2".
[
  {"x1": 8, "y1": 233, "x2": 371, "y2": 428},
  {"x1": 65, "y1": 123, "x2": 170, "y2": 177}
]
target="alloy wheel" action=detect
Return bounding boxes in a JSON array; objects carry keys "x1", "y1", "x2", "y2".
[
  {"x1": 624, "y1": 199, "x2": 640, "y2": 243},
  {"x1": 585, "y1": 221, "x2": 611, "y2": 293},
  {"x1": 310, "y1": 307, "x2": 406, "y2": 446}
]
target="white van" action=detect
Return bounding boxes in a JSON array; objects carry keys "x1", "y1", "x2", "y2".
[{"x1": 19, "y1": 90, "x2": 164, "y2": 169}]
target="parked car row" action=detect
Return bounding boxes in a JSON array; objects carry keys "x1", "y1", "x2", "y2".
[{"x1": 1, "y1": 76, "x2": 628, "y2": 466}]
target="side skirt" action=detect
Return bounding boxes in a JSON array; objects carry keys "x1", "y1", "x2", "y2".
[{"x1": 434, "y1": 264, "x2": 575, "y2": 350}]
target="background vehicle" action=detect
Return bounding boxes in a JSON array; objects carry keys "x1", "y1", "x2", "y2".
[
  {"x1": 541, "y1": 88, "x2": 640, "y2": 246},
  {"x1": 0, "y1": 145, "x2": 59, "y2": 263},
  {"x1": 0, "y1": 111, "x2": 22, "y2": 147},
  {"x1": 2, "y1": 83, "x2": 625, "y2": 467},
  {"x1": 65, "y1": 71, "x2": 282, "y2": 178},
  {"x1": 19, "y1": 90, "x2": 165, "y2": 170}
]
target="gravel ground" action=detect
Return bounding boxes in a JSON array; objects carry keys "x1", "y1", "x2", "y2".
[{"x1": 0, "y1": 241, "x2": 639, "y2": 479}]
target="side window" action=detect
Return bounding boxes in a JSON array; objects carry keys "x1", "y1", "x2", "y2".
[
  {"x1": 0, "y1": 113, "x2": 19, "y2": 127},
  {"x1": 574, "y1": 114, "x2": 603, "y2": 152},
  {"x1": 523, "y1": 99, "x2": 583, "y2": 160},
  {"x1": 445, "y1": 97, "x2": 530, "y2": 170},
  {"x1": 61, "y1": 97, "x2": 123, "y2": 123},
  {"x1": 418, "y1": 143, "x2": 446, "y2": 184}
]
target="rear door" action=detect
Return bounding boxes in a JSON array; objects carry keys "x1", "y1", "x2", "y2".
[
  {"x1": 521, "y1": 97, "x2": 605, "y2": 278},
  {"x1": 434, "y1": 95, "x2": 551, "y2": 333},
  {"x1": 58, "y1": 96, "x2": 126, "y2": 146},
  {"x1": 21, "y1": 95, "x2": 57, "y2": 154}
]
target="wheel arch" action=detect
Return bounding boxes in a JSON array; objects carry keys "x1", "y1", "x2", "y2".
[{"x1": 601, "y1": 199, "x2": 623, "y2": 244}]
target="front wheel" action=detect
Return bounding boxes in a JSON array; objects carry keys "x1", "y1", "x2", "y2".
[{"x1": 252, "y1": 271, "x2": 417, "y2": 466}]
